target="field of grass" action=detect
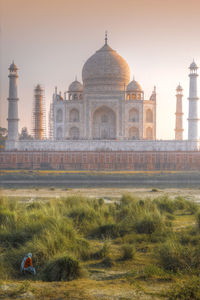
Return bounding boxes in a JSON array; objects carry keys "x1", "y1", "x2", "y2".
[{"x1": 1, "y1": 192, "x2": 200, "y2": 299}]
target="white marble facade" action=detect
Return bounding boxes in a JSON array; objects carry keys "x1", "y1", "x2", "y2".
[{"x1": 51, "y1": 39, "x2": 156, "y2": 141}]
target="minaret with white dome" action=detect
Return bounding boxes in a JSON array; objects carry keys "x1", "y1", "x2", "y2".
[
  {"x1": 7, "y1": 61, "x2": 19, "y2": 143},
  {"x1": 175, "y1": 84, "x2": 184, "y2": 140},
  {"x1": 188, "y1": 60, "x2": 199, "y2": 140}
]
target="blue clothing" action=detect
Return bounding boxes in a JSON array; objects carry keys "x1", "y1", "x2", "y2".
[
  {"x1": 20, "y1": 253, "x2": 36, "y2": 275},
  {"x1": 23, "y1": 266, "x2": 36, "y2": 275}
]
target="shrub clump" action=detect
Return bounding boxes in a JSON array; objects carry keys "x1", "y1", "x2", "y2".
[
  {"x1": 91, "y1": 242, "x2": 110, "y2": 259},
  {"x1": 120, "y1": 244, "x2": 135, "y2": 260},
  {"x1": 153, "y1": 196, "x2": 176, "y2": 213},
  {"x1": 168, "y1": 276, "x2": 200, "y2": 299},
  {"x1": 196, "y1": 212, "x2": 200, "y2": 230},
  {"x1": 42, "y1": 256, "x2": 82, "y2": 281},
  {"x1": 158, "y1": 241, "x2": 192, "y2": 272},
  {"x1": 92, "y1": 224, "x2": 122, "y2": 239},
  {"x1": 134, "y1": 211, "x2": 164, "y2": 235},
  {"x1": 100, "y1": 256, "x2": 114, "y2": 268},
  {"x1": 139, "y1": 264, "x2": 172, "y2": 280}
]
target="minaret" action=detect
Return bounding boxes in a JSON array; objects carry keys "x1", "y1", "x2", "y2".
[
  {"x1": 188, "y1": 61, "x2": 199, "y2": 140},
  {"x1": 7, "y1": 61, "x2": 19, "y2": 141},
  {"x1": 33, "y1": 84, "x2": 45, "y2": 140},
  {"x1": 175, "y1": 84, "x2": 184, "y2": 140}
]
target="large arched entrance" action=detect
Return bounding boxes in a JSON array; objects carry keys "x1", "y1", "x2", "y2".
[{"x1": 92, "y1": 106, "x2": 116, "y2": 139}]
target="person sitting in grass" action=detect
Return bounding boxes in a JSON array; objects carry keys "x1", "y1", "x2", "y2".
[{"x1": 20, "y1": 253, "x2": 36, "y2": 275}]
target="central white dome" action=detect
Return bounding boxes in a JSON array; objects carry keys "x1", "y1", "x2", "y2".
[{"x1": 82, "y1": 42, "x2": 130, "y2": 92}]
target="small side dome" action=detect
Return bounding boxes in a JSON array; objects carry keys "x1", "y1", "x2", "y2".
[
  {"x1": 189, "y1": 60, "x2": 198, "y2": 69},
  {"x1": 68, "y1": 80, "x2": 83, "y2": 92},
  {"x1": 127, "y1": 79, "x2": 142, "y2": 92},
  {"x1": 9, "y1": 61, "x2": 18, "y2": 71}
]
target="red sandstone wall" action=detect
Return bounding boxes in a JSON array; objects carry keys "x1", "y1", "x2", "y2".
[{"x1": 0, "y1": 151, "x2": 200, "y2": 171}]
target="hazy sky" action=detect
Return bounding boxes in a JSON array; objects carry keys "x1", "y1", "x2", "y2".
[{"x1": 1, "y1": 0, "x2": 200, "y2": 139}]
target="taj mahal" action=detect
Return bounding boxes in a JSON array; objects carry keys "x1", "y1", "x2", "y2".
[
  {"x1": 2, "y1": 35, "x2": 200, "y2": 170},
  {"x1": 50, "y1": 35, "x2": 156, "y2": 142}
]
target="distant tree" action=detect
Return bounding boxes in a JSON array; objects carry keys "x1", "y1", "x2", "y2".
[
  {"x1": 0, "y1": 127, "x2": 7, "y2": 150},
  {"x1": 19, "y1": 127, "x2": 33, "y2": 140}
]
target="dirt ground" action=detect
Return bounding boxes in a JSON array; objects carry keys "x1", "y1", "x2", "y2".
[{"x1": 1, "y1": 187, "x2": 200, "y2": 203}]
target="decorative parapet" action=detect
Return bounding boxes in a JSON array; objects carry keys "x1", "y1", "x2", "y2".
[{"x1": 5, "y1": 139, "x2": 200, "y2": 152}]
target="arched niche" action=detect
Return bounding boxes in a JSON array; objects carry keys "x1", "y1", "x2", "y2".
[
  {"x1": 146, "y1": 127, "x2": 153, "y2": 140},
  {"x1": 56, "y1": 127, "x2": 63, "y2": 140},
  {"x1": 56, "y1": 109, "x2": 63, "y2": 123},
  {"x1": 129, "y1": 127, "x2": 139, "y2": 139},
  {"x1": 146, "y1": 109, "x2": 153, "y2": 122},
  {"x1": 69, "y1": 127, "x2": 79, "y2": 139},
  {"x1": 92, "y1": 106, "x2": 116, "y2": 139},
  {"x1": 129, "y1": 108, "x2": 139, "y2": 122},
  {"x1": 70, "y1": 109, "x2": 79, "y2": 122}
]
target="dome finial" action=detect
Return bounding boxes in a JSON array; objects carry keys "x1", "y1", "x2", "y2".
[{"x1": 105, "y1": 30, "x2": 108, "y2": 45}]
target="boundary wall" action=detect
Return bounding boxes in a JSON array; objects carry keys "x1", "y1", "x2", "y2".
[{"x1": 1, "y1": 151, "x2": 200, "y2": 171}]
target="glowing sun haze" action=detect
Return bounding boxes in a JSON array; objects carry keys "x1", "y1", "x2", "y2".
[{"x1": 1, "y1": 0, "x2": 200, "y2": 139}]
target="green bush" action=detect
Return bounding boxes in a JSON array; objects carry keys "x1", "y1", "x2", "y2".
[
  {"x1": 174, "y1": 197, "x2": 198, "y2": 214},
  {"x1": 100, "y1": 256, "x2": 114, "y2": 268},
  {"x1": 168, "y1": 277, "x2": 200, "y2": 299},
  {"x1": 0, "y1": 209, "x2": 15, "y2": 227},
  {"x1": 91, "y1": 242, "x2": 110, "y2": 259},
  {"x1": 158, "y1": 240, "x2": 192, "y2": 272},
  {"x1": 120, "y1": 194, "x2": 138, "y2": 207},
  {"x1": 120, "y1": 244, "x2": 135, "y2": 260},
  {"x1": 153, "y1": 196, "x2": 176, "y2": 214},
  {"x1": 134, "y1": 211, "x2": 165, "y2": 235},
  {"x1": 92, "y1": 223, "x2": 122, "y2": 238},
  {"x1": 196, "y1": 212, "x2": 200, "y2": 230},
  {"x1": 42, "y1": 256, "x2": 82, "y2": 281},
  {"x1": 139, "y1": 264, "x2": 172, "y2": 280}
]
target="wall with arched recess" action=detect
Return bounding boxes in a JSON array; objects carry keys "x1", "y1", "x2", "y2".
[
  {"x1": 129, "y1": 127, "x2": 139, "y2": 139},
  {"x1": 146, "y1": 127, "x2": 153, "y2": 140},
  {"x1": 146, "y1": 109, "x2": 153, "y2": 122},
  {"x1": 69, "y1": 109, "x2": 79, "y2": 122},
  {"x1": 129, "y1": 108, "x2": 139, "y2": 122},
  {"x1": 69, "y1": 127, "x2": 80, "y2": 139},
  {"x1": 92, "y1": 106, "x2": 116, "y2": 139},
  {"x1": 56, "y1": 109, "x2": 63, "y2": 122},
  {"x1": 56, "y1": 127, "x2": 63, "y2": 140}
]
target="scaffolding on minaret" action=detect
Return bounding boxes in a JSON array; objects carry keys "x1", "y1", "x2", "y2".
[
  {"x1": 32, "y1": 84, "x2": 46, "y2": 140},
  {"x1": 48, "y1": 87, "x2": 58, "y2": 140},
  {"x1": 49, "y1": 101, "x2": 54, "y2": 140}
]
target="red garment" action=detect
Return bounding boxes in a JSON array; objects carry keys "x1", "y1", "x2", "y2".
[{"x1": 24, "y1": 257, "x2": 32, "y2": 268}]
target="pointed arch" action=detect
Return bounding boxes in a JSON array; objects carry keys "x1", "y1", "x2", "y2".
[
  {"x1": 146, "y1": 127, "x2": 153, "y2": 140},
  {"x1": 69, "y1": 127, "x2": 79, "y2": 139},
  {"x1": 56, "y1": 127, "x2": 63, "y2": 140},
  {"x1": 129, "y1": 127, "x2": 139, "y2": 139},
  {"x1": 70, "y1": 109, "x2": 79, "y2": 122},
  {"x1": 146, "y1": 109, "x2": 153, "y2": 122},
  {"x1": 56, "y1": 109, "x2": 63, "y2": 122},
  {"x1": 129, "y1": 108, "x2": 139, "y2": 122},
  {"x1": 92, "y1": 106, "x2": 116, "y2": 139}
]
